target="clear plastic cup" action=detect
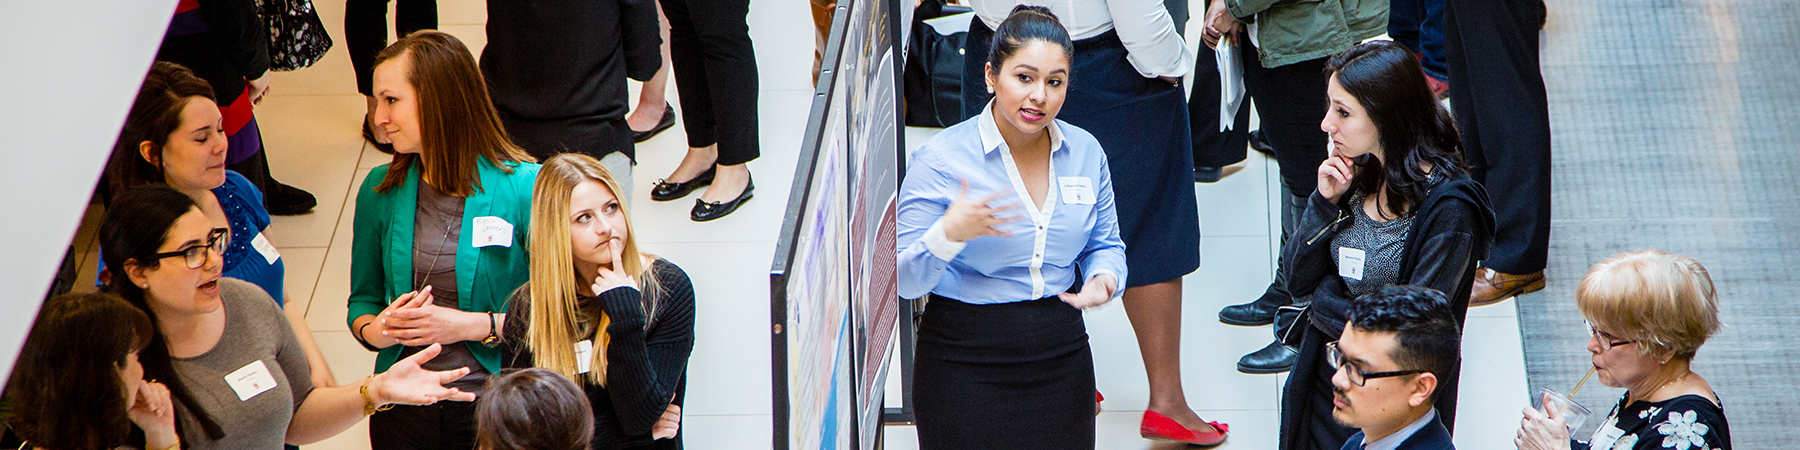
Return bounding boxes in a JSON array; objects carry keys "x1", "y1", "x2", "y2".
[{"x1": 1536, "y1": 387, "x2": 1593, "y2": 434}]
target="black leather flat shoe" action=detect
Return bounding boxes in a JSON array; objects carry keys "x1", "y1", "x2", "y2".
[
  {"x1": 633, "y1": 103, "x2": 678, "y2": 143},
  {"x1": 651, "y1": 166, "x2": 715, "y2": 202},
  {"x1": 363, "y1": 116, "x2": 395, "y2": 155},
  {"x1": 1236, "y1": 340, "x2": 1298, "y2": 374},
  {"x1": 690, "y1": 176, "x2": 753, "y2": 222}
]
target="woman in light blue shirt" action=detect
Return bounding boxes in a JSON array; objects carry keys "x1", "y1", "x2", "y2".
[{"x1": 896, "y1": 7, "x2": 1125, "y2": 449}]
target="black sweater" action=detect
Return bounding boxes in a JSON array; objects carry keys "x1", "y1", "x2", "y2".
[
  {"x1": 480, "y1": 0, "x2": 662, "y2": 161},
  {"x1": 503, "y1": 260, "x2": 696, "y2": 450}
]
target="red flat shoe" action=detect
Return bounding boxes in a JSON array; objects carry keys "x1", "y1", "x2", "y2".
[
  {"x1": 1095, "y1": 391, "x2": 1104, "y2": 416},
  {"x1": 1140, "y1": 410, "x2": 1228, "y2": 447}
]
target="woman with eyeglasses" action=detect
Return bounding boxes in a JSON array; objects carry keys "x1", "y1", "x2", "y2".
[
  {"x1": 1275, "y1": 41, "x2": 1495, "y2": 450},
  {"x1": 103, "y1": 61, "x2": 336, "y2": 390},
  {"x1": 1515, "y1": 250, "x2": 1730, "y2": 450},
  {"x1": 98, "y1": 185, "x2": 479, "y2": 449}
]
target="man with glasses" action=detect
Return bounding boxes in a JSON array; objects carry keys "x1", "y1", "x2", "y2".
[{"x1": 1326, "y1": 285, "x2": 1461, "y2": 450}]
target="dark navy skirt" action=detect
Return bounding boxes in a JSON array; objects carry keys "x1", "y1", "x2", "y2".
[{"x1": 963, "y1": 22, "x2": 1200, "y2": 288}]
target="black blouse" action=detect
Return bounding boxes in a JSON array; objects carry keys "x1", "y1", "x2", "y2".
[
  {"x1": 1574, "y1": 394, "x2": 1730, "y2": 450},
  {"x1": 503, "y1": 259, "x2": 696, "y2": 450}
]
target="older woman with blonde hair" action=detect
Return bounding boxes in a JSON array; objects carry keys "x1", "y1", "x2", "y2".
[
  {"x1": 1516, "y1": 250, "x2": 1730, "y2": 450},
  {"x1": 503, "y1": 153, "x2": 696, "y2": 450}
]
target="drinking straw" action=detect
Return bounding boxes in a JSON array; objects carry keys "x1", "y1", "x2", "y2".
[{"x1": 1570, "y1": 367, "x2": 1596, "y2": 396}]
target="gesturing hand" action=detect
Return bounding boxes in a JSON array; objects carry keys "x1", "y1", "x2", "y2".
[
  {"x1": 1059, "y1": 274, "x2": 1118, "y2": 309},
  {"x1": 651, "y1": 404, "x2": 682, "y2": 440},
  {"x1": 127, "y1": 380, "x2": 180, "y2": 449},
  {"x1": 592, "y1": 238, "x2": 641, "y2": 295},
  {"x1": 371, "y1": 344, "x2": 479, "y2": 406},
  {"x1": 1514, "y1": 393, "x2": 1573, "y2": 450},
  {"x1": 942, "y1": 179, "x2": 1018, "y2": 243},
  {"x1": 383, "y1": 286, "x2": 486, "y2": 346},
  {"x1": 1316, "y1": 155, "x2": 1356, "y2": 203}
]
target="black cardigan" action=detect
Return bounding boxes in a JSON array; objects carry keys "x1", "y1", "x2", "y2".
[
  {"x1": 503, "y1": 260, "x2": 696, "y2": 450},
  {"x1": 480, "y1": 0, "x2": 662, "y2": 161},
  {"x1": 158, "y1": 0, "x2": 269, "y2": 106}
]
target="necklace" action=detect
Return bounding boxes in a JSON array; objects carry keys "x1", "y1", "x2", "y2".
[{"x1": 414, "y1": 217, "x2": 457, "y2": 293}]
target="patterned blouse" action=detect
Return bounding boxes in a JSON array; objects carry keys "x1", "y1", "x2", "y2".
[{"x1": 1575, "y1": 394, "x2": 1730, "y2": 450}]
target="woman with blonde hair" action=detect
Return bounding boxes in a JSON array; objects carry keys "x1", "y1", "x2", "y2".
[
  {"x1": 503, "y1": 153, "x2": 696, "y2": 450},
  {"x1": 1516, "y1": 250, "x2": 1730, "y2": 450},
  {"x1": 345, "y1": 30, "x2": 540, "y2": 449}
]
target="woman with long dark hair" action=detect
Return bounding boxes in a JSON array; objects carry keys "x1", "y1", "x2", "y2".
[
  {"x1": 99, "y1": 185, "x2": 478, "y2": 449},
  {"x1": 4, "y1": 292, "x2": 177, "y2": 450},
  {"x1": 346, "y1": 31, "x2": 541, "y2": 449},
  {"x1": 898, "y1": 8, "x2": 1127, "y2": 449},
  {"x1": 503, "y1": 153, "x2": 696, "y2": 449},
  {"x1": 1277, "y1": 40, "x2": 1496, "y2": 450}
]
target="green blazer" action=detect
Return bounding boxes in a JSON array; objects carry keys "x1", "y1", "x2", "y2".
[{"x1": 347, "y1": 157, "x2": 541, "y2": 374}]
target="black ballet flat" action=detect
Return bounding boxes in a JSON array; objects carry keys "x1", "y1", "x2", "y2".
[
  {"x1": 633, "y1": 103, "x2": 678, "y2": 143},
  {"x1": 651, "y1": 166, "x2": 715, "y2": 202},
  {"x1": 690, "y1": 176, "x2": 754, "y2": 222},
  {"x1": 363, "y1": 116, "x2": 395, "y2": 155}
]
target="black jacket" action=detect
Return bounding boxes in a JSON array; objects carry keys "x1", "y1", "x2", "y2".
[
  {"x1": 1283, "y1": 174, "x2": 1495, "y2": 337},
  {"x1": 481, "y1": 0, "x2": 662, "y2": 161},
  {"x1": 1339, "y1": 412, "x2": 1455, "y2": 450},
  {"x1": 158, "y1": 0, "x2": 270, "y2": 106}
]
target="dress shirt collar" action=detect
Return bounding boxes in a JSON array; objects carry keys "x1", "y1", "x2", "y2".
[
  {"x1": 977, "y1": 100, "x2": 1067, "y2": 156},
  {"x1": 1362, "y1": 408, "x2": 1438, "y2": 450}
]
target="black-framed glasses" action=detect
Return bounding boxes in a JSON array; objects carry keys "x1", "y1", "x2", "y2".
[
  {"x1": 1587, "y1": 321, "x2": 1636, "y2": 349},
  {"x1": 1327, "y1": 341, "x2": 1426, "y2": 387},
  {"x1": 141, "y1": 228, "x2": 229, "y2": 270}
]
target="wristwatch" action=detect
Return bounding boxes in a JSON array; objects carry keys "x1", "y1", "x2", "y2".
[{"x1": 481, "y1": 312, "x2": 501, "y2": 348}]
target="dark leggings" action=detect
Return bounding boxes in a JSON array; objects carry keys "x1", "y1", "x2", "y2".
[
  {"x1": 346, "y1": 0, "x2": 438, "y2": 96},
  {"x1": 659, "y1": 0, "x2": 761, "y2": 165},
  {"x1": 1239, "y1": 35, "x2": 1330, "y2": 198}
]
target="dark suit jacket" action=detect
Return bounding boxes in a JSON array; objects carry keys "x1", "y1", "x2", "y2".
[{"x1": 1339, "y1": 413, "x2": 1455, "y2": 450}]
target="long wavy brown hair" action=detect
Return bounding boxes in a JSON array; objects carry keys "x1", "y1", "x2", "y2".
[{"x1": 371, "y1": 30, "x2": 533, "y2": 196}]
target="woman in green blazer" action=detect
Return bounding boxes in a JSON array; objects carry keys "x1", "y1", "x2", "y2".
[{"x1": 344, "y1": 31, "x2": 539, "y2": 450}]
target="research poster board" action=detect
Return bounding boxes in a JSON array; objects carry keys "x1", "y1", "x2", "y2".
[{"x1": 771, "y1": 0, "x2": 904, "y2": 448}]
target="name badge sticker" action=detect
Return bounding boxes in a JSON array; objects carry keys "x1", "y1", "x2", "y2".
[
  {"x1": 1587, "y1": 423, "x2": 1627, "y2": 450},
  {"x1": 472, "y1": 216, "x2": 514, "y2": 248},
  {"x1": 225, "y1": 360, "x2": 279, "y2": 401},
  {"x1": 1058, "y1": 177, "x2": 1095, "y2": 205},
  {"x1": 250, "y1": 232, "x2": 281, "y2": 265},
  {"x1": 1338, "y1": 247, "x2": 1366, "y2": 281},
  {"x1": 575, "y1": 340, "x2": 594, "y2": 374}
]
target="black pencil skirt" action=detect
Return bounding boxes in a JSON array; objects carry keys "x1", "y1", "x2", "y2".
[{"x1": 913, "y1": 296, "x2": 1095, "y2": 450}]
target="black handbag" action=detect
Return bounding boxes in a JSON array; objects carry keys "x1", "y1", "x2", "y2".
[
  {"x1": 903, "y1": 1, "x2": 972, "y2": 128},
  {"x1": 259, "y1": 0, "x2": 333, "y2": 71}
]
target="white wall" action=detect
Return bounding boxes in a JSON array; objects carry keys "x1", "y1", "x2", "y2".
[{"x1": 0, "y1": 0, "x2": 178, "y2": 385}]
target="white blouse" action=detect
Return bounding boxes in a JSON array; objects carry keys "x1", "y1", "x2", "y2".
[{"x1": 971, "y1": 0, "x2": 1193, "y2": 78}]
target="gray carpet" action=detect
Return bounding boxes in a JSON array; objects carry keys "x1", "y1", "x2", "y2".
[{"x1": 1521, "y1": 0, "x2": 1800, "y2": 445}]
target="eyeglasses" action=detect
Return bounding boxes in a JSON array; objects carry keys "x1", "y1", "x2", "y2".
[
  {"x1": 1327, "y1": 341, "x2": 1425, "y2": 387},
  {"x1": 141, "y1": 228, "x2": 229, "y2": 270},
  {"x1": 1587, "y1": 322, "x2": 1636, "y2": 349}
]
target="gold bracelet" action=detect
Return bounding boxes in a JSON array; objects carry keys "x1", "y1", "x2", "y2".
[
  {"x1": 360, "y1": 375, "x2": 395, "y2": 416},
  {"x1": 149, "y1": 441, "x2": 181, "y2": 450}
]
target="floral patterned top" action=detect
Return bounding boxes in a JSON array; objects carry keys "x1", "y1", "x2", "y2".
[{"x1": 1574, "y1": 393, "x2": 1730, "y2": 450}]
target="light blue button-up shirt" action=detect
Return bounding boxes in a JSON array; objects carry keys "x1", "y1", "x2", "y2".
[{"x1": 896, "y1": 101, "x2": 1127, "y2": 304}]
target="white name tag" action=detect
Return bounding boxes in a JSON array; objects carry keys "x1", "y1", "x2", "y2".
[
  {"x1": 1058, "y1": 177, "x2": 1095, "y2": 205},
  {"x1": 574, "y1": 339, "x2": 594, "y2": 374},
  {"x1": 472, "y1": 216, "x2": 514, "y2": 248},
  {"x1": 1587, "y1": 423, "x2": 1627, "y2": 450},
  {"x1": 1338, "y1": 247, "x2": 1366, "y2": 281},
  {"x1": 250, "y1": 232, "x2": 281, "y2": 265},
  {"x1": 225, "y1": 360, "x2": 279, "y2": 401}
]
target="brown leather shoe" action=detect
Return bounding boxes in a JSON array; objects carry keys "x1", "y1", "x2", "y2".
[{"x1": 1469, "y1": 267, "x2": 1545, "y2": 307}]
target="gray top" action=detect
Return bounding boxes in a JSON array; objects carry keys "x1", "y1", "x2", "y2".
[
  {"x1": 1331, "y1": 190, "x2": 1415, "y2": 299},
  {"x1": 402, "y1": 185, "x2": 488, "y2": 391},
  {"x1": 172, "y1": 278, "x2": 314, "y2": 450}
]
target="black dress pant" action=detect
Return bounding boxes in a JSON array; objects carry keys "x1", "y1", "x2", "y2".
[
  {"x1": 346, "y1": 0, "x2": 438, "y2": 96},
  {"x1": 1444, "y1": 0, "x2": 1551, "y2": 274},
  {"x1": 370, "y1": 400, "x2": 477, "y2": 450},
  {"x1": 1239, "y1": 35, "x2": 1330, "y2": 198},
  {"x1": 660, "y1": 0, "x2": 761, "y2": 165}
]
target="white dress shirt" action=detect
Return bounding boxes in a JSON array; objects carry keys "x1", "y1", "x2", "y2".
[{"x1": 971, "y1": 0, "x2": 1194, "y2": 78}]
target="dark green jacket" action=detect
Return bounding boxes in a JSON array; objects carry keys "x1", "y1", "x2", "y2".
[
  {"x1": 1226, "y1": 0, "x2": 1388, "y2": 68},
  {"x1": 347, "y1": 157, "x2": 541, "y2": 373}
]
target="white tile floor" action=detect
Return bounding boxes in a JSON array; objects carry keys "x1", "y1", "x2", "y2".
[{"x1": 61, "y1": 0, "x2": 1532, "y2": 448}]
